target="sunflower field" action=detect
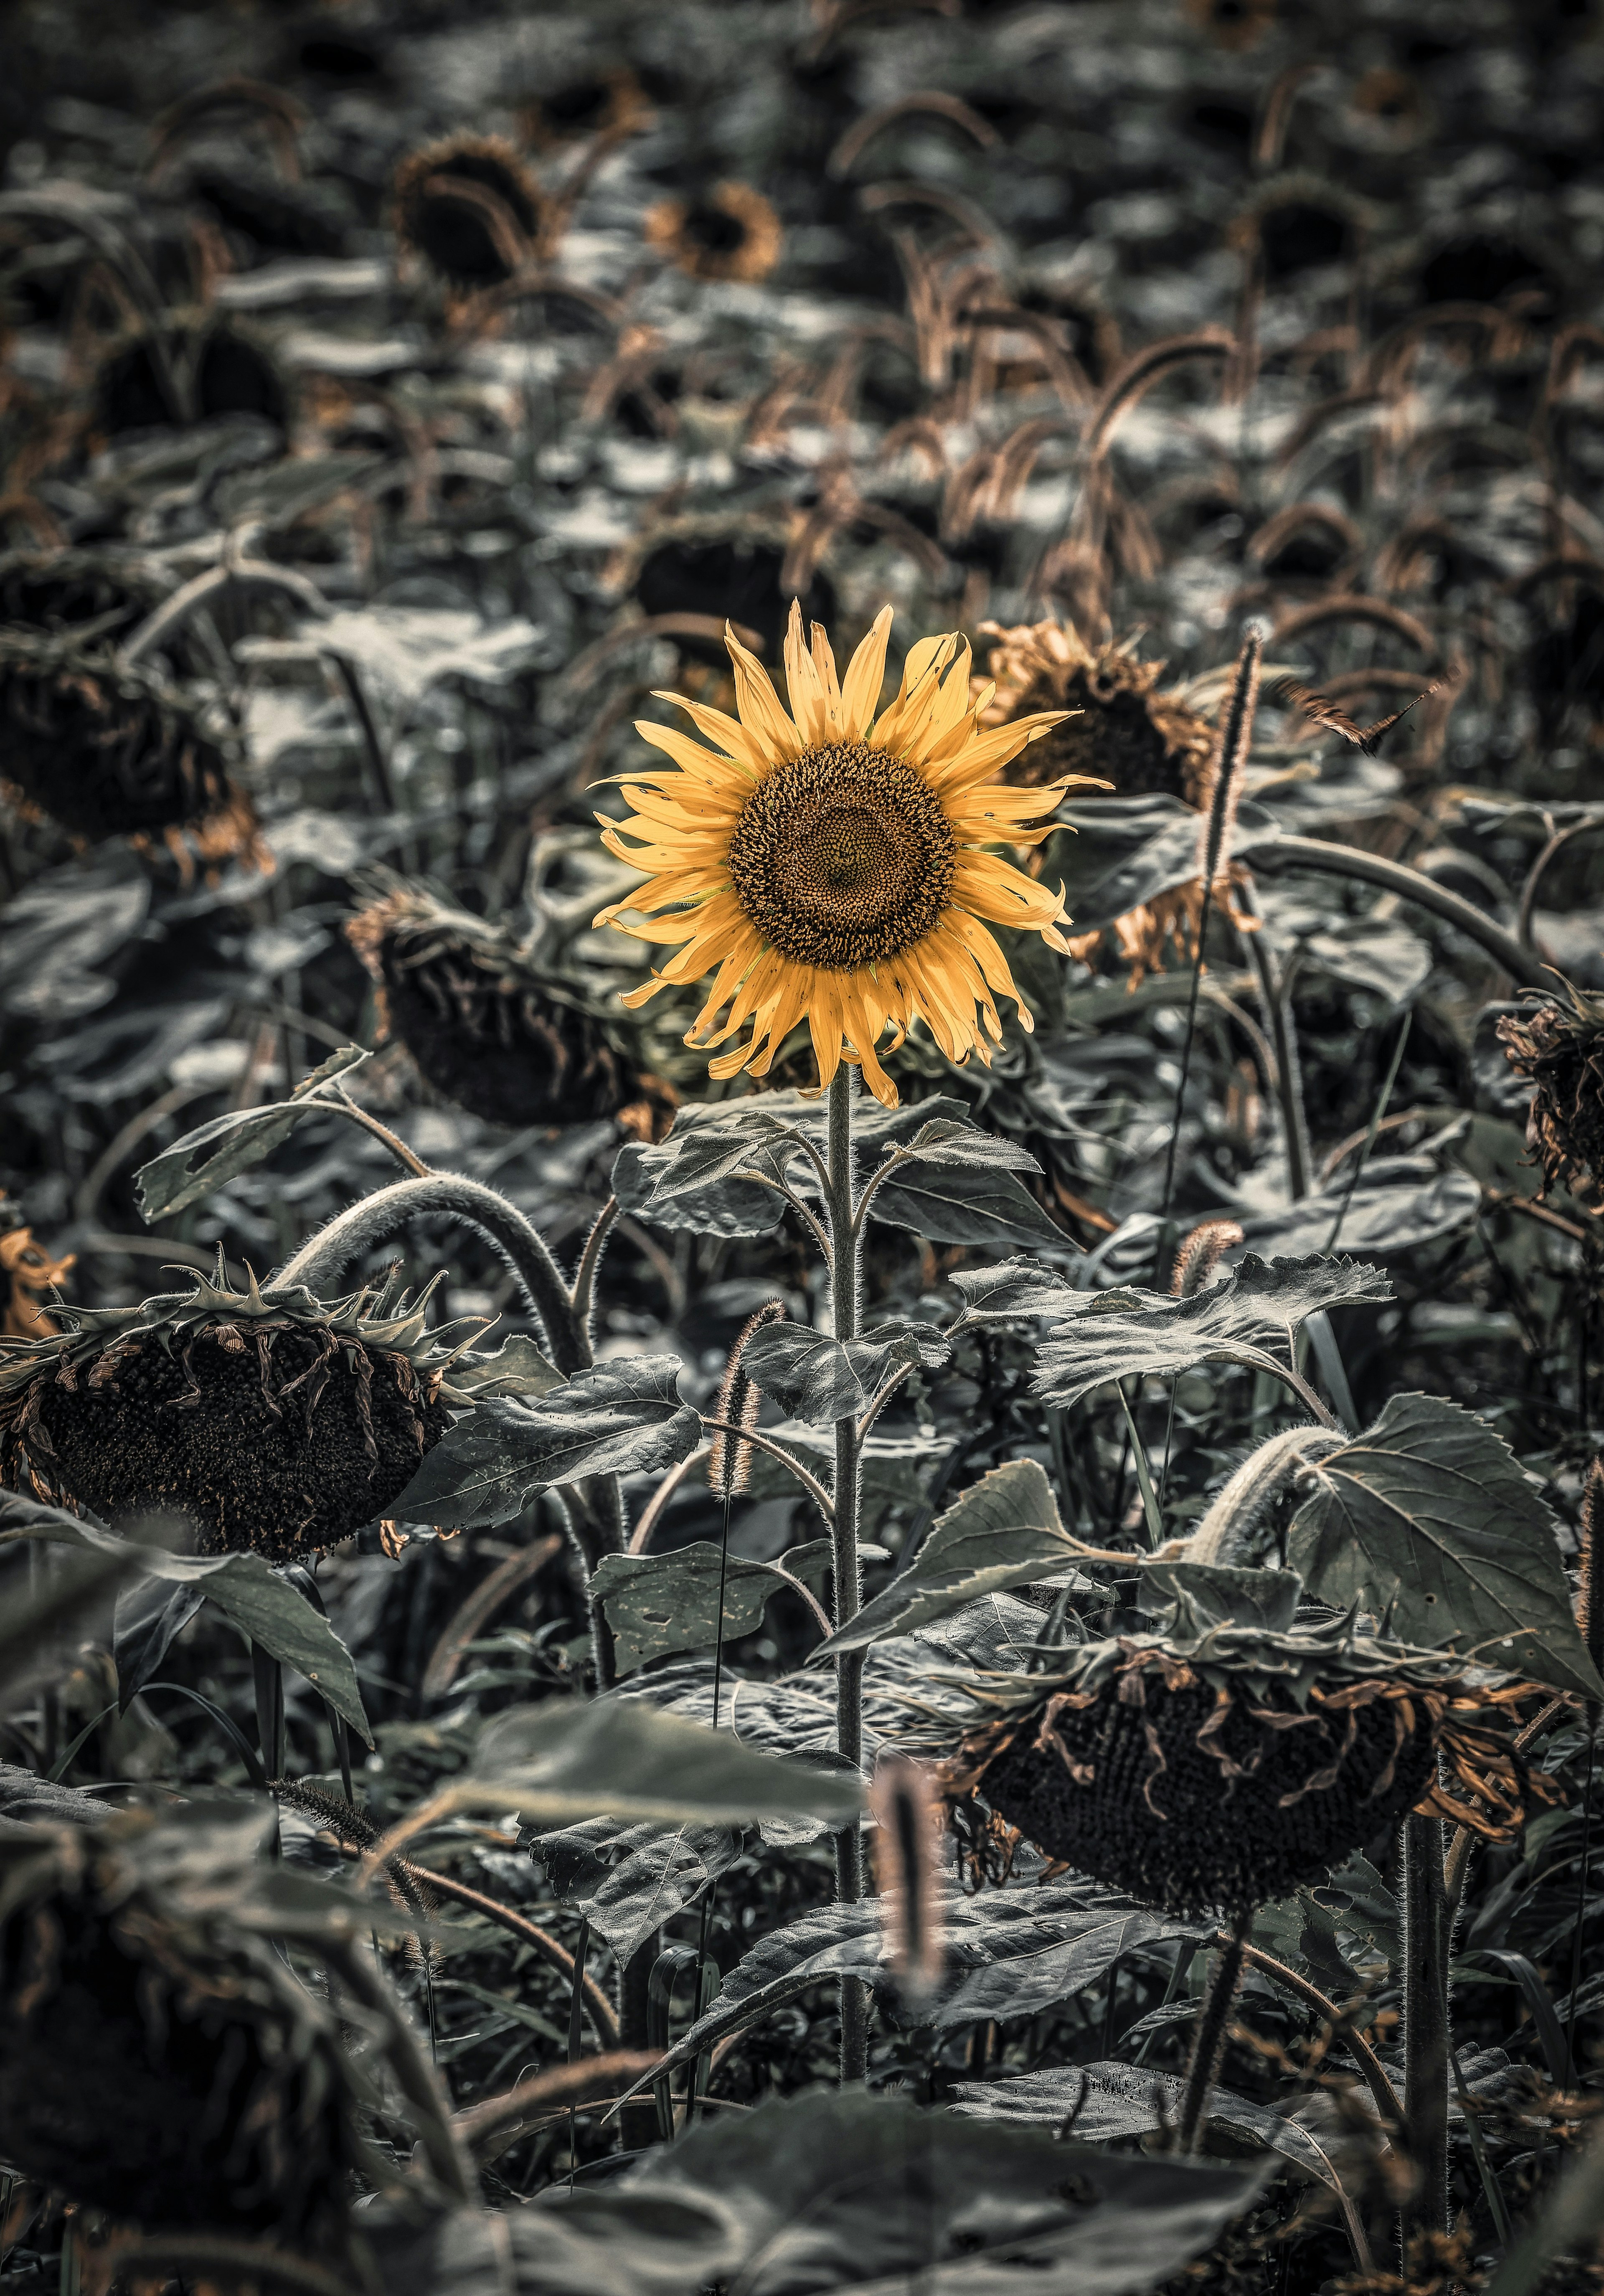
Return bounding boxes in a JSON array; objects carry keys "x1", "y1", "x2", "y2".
[{"x1": 3, "y1": 1, "x2": 1604, "y2": 2291}]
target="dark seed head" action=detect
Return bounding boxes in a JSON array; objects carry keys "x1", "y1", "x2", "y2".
[
  {"x1": 347, "y1": 879, "x2": 676, "y2": 1135},
  {"x1": 392, "y1": 135, "x2": 542, "y2": 287},
  {"x1": 973, "y1": 1671, "x2": 1439, "y2": 1918},
  {"x1": 0, "y1": 1814, "x2": 360, "y2": 2239},
  {"x1": 979, "y1": 622, "x2": 1214, "y2": 801}
]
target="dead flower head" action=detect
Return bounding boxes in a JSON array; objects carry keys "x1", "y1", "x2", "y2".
[
  {"x1": 393, "y1": 133, "x2": 543, "y2": 287},
  {"x1": 645, "y1": 181, "x2": 783, "y2": 283},
  {"x1": 1497, "y1": 978, "x2": 1604, "y2": 1201}
]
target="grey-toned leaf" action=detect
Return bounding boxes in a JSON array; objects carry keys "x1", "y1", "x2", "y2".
[
  {"x1": 446, "y1": 1335, "x2": 562, "y2": 1400},
  {"x1": 113, "y1": 1576, "x2": 206, "y2": 1712},
  {"x1": 624, "y1": 1883, "x2": 1207, "y2": 2096},
  {"x1": 1234, "y1": 1162, "x2": 1480, "y2": 1261},
  {"x1": 135, "y1": 1044, "x2": 368, "y2": 1221},
  {"x1": 891, "y1": 1119, "x2": 1042, "y2": 1172},
  {"x1": 590, "y1": 1544, "x2": 799, "y2": 1675},
  {"x1": 814, "y1": 1460, "x2": 1075, "y2": 1657},
  {"x1": 392, "y1": 1358, "x2": 699, "y2": 1529},
  {"x1": 468, "y1": 1697, "x2": 865, "y2": 1831},
  {"x1": 1287, "y1": 1392, "x2": 1604, "y2": 1699},
  {"x1": 528, "y1": 1813, "x2": 746, "y2": 1959},
  {"x1": 1051, "y1": 794, "x2": 1278, "y2": 933},
  {"x1": 952, "y1": 2062, "x2": 1355, "y2": 2195},
  {"x1": 0, "y1": 869, "x2": 150, "y2": 1023},
  {"x1": 743, "y1": 1318, "x2": 952, "y2": 1425},
  {"x1": 871, "y1": 1156, "x2": 1068, "y2": 1250},
  {"x1": 1024, "y1": 1255, "x2": 1393, "y2": 1408},
  {"x1": 5, "y1": 1496, "x2": 372, "y2": 1741},
  {"x1": 1301, "y1": 918, "x2": 1433, "y2": 1005},
  {"x1": 379, "y1": 2090, "x2": 1263, "y2": 2296}
]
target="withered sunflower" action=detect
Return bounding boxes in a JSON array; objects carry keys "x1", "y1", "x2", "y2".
[
  {"x1": 0, "y1": 630, "x2": 267, "y2": 876},
  {"x1": 1497, "y1": 979, "x2": 1604, "y2": 1201},
  {"x1": 942, "y1": 1598, "x2": 1542, "y2": 1918},
  {"x1": 0, "y1": 1260, "x2": 465, "y2": 1563},
  {"x1": 976, "y1": 616, "x2": 1230, "y2": 982},
  {"x1": 392, "y1": 133, "x2": 543, "y2": 288},
  {"x1": 645, "y1": 181, "x2": 783, "y2": 283},
  {"x1": 0, "y1": 1806, "x2": 364, "y2": 2239},
  {"x1": 347, "y1": 874, "x2": 676, "y2": 1137},
  {"x1": 594, "y1": 603, "x2": 1085, "y2": 1107},
  {"x1": 0, "y1": 1201, "x2": 74, "y2": 1342}
]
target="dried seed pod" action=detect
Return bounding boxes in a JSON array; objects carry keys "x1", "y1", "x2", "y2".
[
  {"x1": 976, "y1": 618, "x2": 1214, "y2": 801},
  {"x1": 0, "y1": 1259, "x2": 464, "y2": 1563},
  {"x1": 392, "y1": 134, "x2": 543, "y2": 287},
  {"x1": 347, "y1": 876, "x2": 676, "y2": 1136},
  {"x1": 944, "y1": 1608, "x2": 1547, "y2": 1919},
  {"x1": 0, "y1": 1807, "x2": 363, "y2": 2239},
  {"x1": 0, "y1": 630, "x2": 266, "y2": 872},
  {"x1": 645, "y1": 181, "x2": 783, "y2": 282},
  {"x1": 0, "y1": 1199, "x2": 74, "y2": 1341},
  {"x1": 1497, "y1": 980, "x2": 1604, "y2": 1199}
]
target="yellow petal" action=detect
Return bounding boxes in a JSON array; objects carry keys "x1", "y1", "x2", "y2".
[
  {"x1": 839, "y1": 605, "x2": 893, "y2": 737},
  {"x1": 654, "y1": 692, "x2": 765, "y2": 771},
  {"x1": 811, "y1": 622, "x2": 844, "y2": 733},
  {"x1": 783, "y1": 599, "x2": 830, "y2": 747},
  {"x1": 724, "y1": 624, "x2": 803, "y2": 762}
]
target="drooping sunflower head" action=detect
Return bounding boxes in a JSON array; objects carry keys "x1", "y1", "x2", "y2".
[
  {"x1": 645, "y1": 181, "x2": 783, "y2": 283},
  {"x1": 977, "y1": 618, "x2": 1213, "y2": 802},
  {"x1": 1497, "y1": 979, "x2": 1604, "y2": 1201},
  {"x1": 594, "y1": 604, "x2": 1090, "y2": 1106},
  {"x1": 392, "y1": 134, "x2": 543, "y2": 288}
]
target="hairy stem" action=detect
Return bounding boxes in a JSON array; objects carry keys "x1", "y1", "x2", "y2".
[
  {"x1": 1402, "y1": 1811, "x2": 1451, "y2": 2255},
  {"x1": 1181, "y1": 1427, "x2": 1346, "y2": 1565},
  {"x1": 1178, "y1": 1909, "x2": 1251, "y2": 2153},
  {"x1": 827, "y1": 1063, "x2": 870, "y2": 2085},
  {"x1": 272, "y1": 1173, "x2": 588, "y2": 1375}
]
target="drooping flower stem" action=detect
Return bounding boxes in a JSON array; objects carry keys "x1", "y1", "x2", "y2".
[
  {"x1": 1402, "y1": 1810, "x2": 1451, "y2": 2255},
  {"x1": 1177, "y1": 1907, "x2": 1251, "y2": 2153},
  {"x1": 827, "y1": 1061, "x2": 870, "y2": 2084}
]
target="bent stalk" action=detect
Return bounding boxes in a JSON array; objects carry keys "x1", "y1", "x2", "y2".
[{"x1": 1402, "y1": 1811, "x2": 1451, "y2": 2257}]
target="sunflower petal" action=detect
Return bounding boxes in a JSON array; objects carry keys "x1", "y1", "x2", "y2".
[{"x1": 839, "y1": 604, "x2": 893, "y2": 737}]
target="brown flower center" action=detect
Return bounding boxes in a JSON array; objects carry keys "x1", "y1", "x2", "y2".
[{"x1": 725, "y1": 742, "x2": 955, "y2": 971}]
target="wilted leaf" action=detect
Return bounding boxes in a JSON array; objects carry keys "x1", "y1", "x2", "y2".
[
  {"x1": 1020, "y1": 1255, "x2": 1393, "y2": 1408},
  {"x1": 135, "y1": 1045, "x2": 369, "y2": 1221},
  {"x1": 952, "y1": 2062, "x2": 1358, "y2": 2194},
  {"x1": 446, "y1": 1335, "x2": 562, "y2": 1400},
  {"x1": 1287, "y1": 1392, "x2": 1604, "y2": 1699},
  {"x1": 392, "y1": 1359, "x2": 700, "y2": 1529},
  {"x1": 814, "y1": 1460, "x2": 1076, "y2": 1657}
]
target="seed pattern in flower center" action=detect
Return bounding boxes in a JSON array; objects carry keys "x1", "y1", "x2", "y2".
[{"x1": 725, "y1": 742, "x2": 955, "y2": 970}]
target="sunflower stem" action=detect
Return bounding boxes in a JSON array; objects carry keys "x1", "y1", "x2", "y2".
[
  {"x1": 827, "y1": 1061, "x2": 870, "y2": 2086},
  {"x1": 1402, "y1": 1810, "x2": 1452, "y2": 2259},
  {"x1": 1177, "y1": 1907, "x2": 1251, "y2": 2154}
]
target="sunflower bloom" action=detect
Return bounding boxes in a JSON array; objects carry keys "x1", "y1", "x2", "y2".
[{"x1": 593, "y1": 604, "x2": 1088, "y2": 1107}]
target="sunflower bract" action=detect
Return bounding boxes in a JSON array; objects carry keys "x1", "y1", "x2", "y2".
[{"x1": 593, "y1": 602, "x2": 1093, "y2": 1106}]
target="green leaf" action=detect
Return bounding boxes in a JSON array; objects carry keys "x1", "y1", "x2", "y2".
[
  {"x1": 812, "y1": 1459, "x2": 1078, "y2": 1658},
  {"x1": 1012, "y1": 1254, "x2": 1393, "y2": 1408},
  {"x1": 392, "y1": 1358, "x2": 700, "y2": 1528},
  {"x1": 1287, "y1": 1392, "x2": 1604, "y2": 1699},
  {"x1": 467, "y1": 1697, "x2": 865, "y2": 1831},
  {"x1": 134, "y1": 1045, "x2": 369, "y2": 1221},
  {"x1": 590, "y1": 1543, "x2": 799, "y2": 1675},
  {"x1": 371, "y1": 2090, "x2": 1263, "y2": 2296},
  {"x1": 742, "y1": 1318, "x2": 951, "y2": 1424}
]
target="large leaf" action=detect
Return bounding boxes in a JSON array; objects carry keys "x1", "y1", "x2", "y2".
[
  {"x1": 1236, "y1": 1161, "x2": 1480, "y2": 1261},
  {"x1": 1287, "y1": 1392, "x2": 1604, "y2": 1699},
  {"x1": 590, "y1": 1544, "x2": 804, "y2": 1675},
  {"x1": 392, "y1": 1358, "x2": 700, "y2": 1528},
  {"x1": 742, "y1": 1318, "x2": 952, "y2": 1425},
  {"x1": 1050, "y1": 793, "x2": 1278, "y2": 932},
  {"x1": 528, "y1": 1813, "x2": 746, "y2": 1958},
  {"x1": 373, "y1": 2091, "x2": 1263, "y2": 2296},
  {"x1": 619, "y1": 1883, "x2": 1208, "y2": 2095},
  {"x1": 814, "y1": 1460, "x2": 1078, "y2": 1657},
  {"x1": 464, "y1": 1698, "x2": 865, "y2": 1831},
  {"x1": 8, "y1": 1496, "x2": 372, "y2": 1742},
  {"x1": 1005, "y1": 1255, "x2": 1393, "y2": 1408},
  {"x1": 134, "y1": 1045, "x2": 369, "y2": 1221},
  {"x1": 612, "y1": 1092, "x2": 1059, "y2": 1247},
  {"x1": 952, "y1": 2062, "x2": 1359, "y2": 2196}
]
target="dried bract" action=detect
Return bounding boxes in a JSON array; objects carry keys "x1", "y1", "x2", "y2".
[{"x1": 1497, "y1": 980, "x2": 1604, "y2": 1200}]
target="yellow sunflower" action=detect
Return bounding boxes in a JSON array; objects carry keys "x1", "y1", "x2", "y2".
[{"x1": 593, "y1": 603, "x2": 1086, "y2": 1107}]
